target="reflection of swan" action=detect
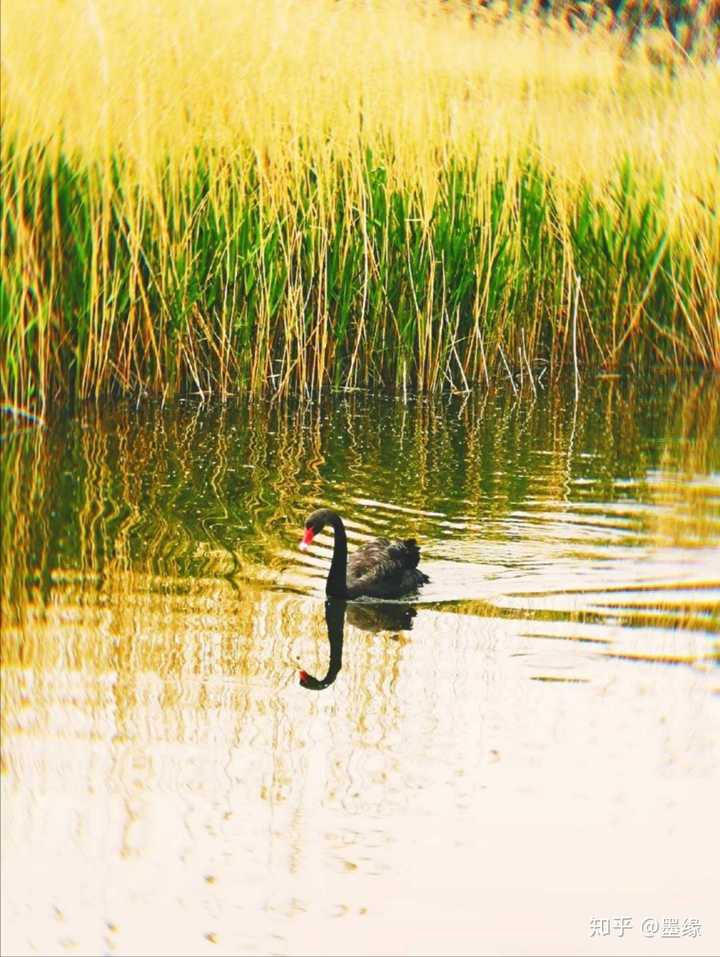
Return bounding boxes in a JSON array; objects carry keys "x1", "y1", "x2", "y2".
[
  {"x1": 346, "y1": 601, "x2": 416, "y2": 633},
  {"x1": 300, "y1": 508, "x2": 428, "y2": 599},
  {"x1": 299, "y1": 600, "x2": 345, "y2": 691},
  {"x1": 298, "y1": 599, "x2": 416, "y2": 692}
]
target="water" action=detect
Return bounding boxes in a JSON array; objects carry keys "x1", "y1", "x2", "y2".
[{"x1": 1, "y1": 378, "x2": 719, "y2": 957}]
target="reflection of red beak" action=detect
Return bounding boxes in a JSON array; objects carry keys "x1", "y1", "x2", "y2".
[{"x1": 299, "y1": 527, "x2": 315, "y2": 551}]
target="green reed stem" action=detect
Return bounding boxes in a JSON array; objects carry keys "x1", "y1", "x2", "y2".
[{"x1": 1, "y1": 144, "x2": 717, "y2": 407}]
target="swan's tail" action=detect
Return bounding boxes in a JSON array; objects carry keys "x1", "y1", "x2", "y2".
[{"x1": 401, "y1": 538, "x2": 422, "y2": 569}]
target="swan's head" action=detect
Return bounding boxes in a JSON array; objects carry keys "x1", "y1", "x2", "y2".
[{"x1": 300, "y1": 508, "x2": 337, "y2": 551}]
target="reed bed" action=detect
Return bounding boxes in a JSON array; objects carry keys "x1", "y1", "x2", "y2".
[{"x1": 1, "y1": 0, "x2": 719, "y2": 406}]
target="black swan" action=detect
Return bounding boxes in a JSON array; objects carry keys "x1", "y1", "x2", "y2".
[{"x1": 300, "y1": 508, "x2": 429, "y2": 599}]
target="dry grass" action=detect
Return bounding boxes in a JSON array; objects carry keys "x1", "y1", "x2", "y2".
[{"x1": 2, "y1": 0, "x2": 719, "y2": 405}]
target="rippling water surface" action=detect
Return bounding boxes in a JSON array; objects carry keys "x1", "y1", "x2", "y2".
[{"x1": 2, "y1": 378, "x2": 719, "y2": 956}]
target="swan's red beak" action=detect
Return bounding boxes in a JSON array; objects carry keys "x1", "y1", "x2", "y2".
[
  {"x1": 299, "y1": 527, "x2": 315, "y2": 551},
  {"x1": 299, "y1": 670, "x2": 309, "y2": 684}
]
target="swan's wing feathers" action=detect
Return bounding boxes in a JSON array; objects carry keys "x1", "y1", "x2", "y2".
[
  {"x1": 391, "y1": 538, "x2": 421, "y2": 569},
  {"x1": 347, "y1": 538, "x2": 395, "y2": 581},
  {"x1": 346, "y1": 536, "x2": 427, "y2": 597}
]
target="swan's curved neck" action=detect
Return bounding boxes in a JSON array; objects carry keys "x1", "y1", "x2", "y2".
[{"x1": 326, "y1": 513, "x2": 348, "y2": 598}]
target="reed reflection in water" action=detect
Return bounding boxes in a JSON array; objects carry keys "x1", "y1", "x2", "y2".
[{"x1": 1, "y1": 377, "x2": 719, "y2": 956}]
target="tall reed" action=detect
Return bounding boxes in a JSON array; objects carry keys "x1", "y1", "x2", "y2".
[{"x1": 2, "y1": 0, "x2": 719, "y2": 407}]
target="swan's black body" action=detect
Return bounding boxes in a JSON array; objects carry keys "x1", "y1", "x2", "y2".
[{"x1": 302, "y1": 508, "x2": 429, "y2": 600}]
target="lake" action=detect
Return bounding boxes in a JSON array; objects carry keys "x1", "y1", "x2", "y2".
[{"x1": 1, "y1": 376, "x2": 719, "y2": 956}]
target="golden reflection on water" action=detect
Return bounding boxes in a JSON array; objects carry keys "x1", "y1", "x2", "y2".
[{"x1": 2, "y1": 378, "x2": 719, "y2": 956}]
